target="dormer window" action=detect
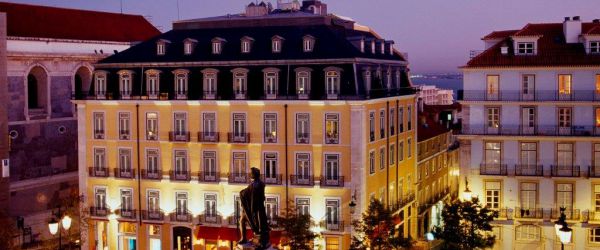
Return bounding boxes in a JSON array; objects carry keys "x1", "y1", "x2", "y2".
[
  {"x1": 517, "y1": 42, "x2": 534, "y2": 55},
  {"x1": 371, "y1": 41, "x2": 376, "y2": 54},
  {"x1": 201, "y1": 69, "x2": 218, "y2": 100},
  {"x1": 386, "y1": 69, "x2": 392, "y2": 89},
  {"x1": 380, "y1": 42, "x2": 385, "y2": 54},
  {"x1": 173, "y1": 69, "x2": 189, "y2": 100},
  {"x1": 263, "y1": 68, "x2": 280, "y2": 99},
  {"x1": 324, "y1": 67, "x2": 341, "y2": 99},
  {"x1": 303, "y1": 35, "x2": 315, "y2": 52},
  {"x1": 183, "y1": 39, "x2": 197, "y2": 55},
  {"x1": 94, "y1": 71, "x2": 107, "y2": 99},
  {"x1": 118, "y1": 70, "x2": 133, "y2": 99},
  {"x1": 156, "y1": 39, "x2": 170, "y2": 55},
  {"x1": 272, "y1": 36, "x2": 284, "y2": 53},
  {"x1": 241, "y1": 36, "x2": 254, "y2": 53},
  {"x1": 145, "y1": 69, "x2": 161, "y2": 99},
  {"x1": 232, "y1": 68, "x2": 249, "y2": 99},
  {"x1": 591, "y1": 41, "x2": 600, "y2": 54},
  {"x1": 211, "y1": 37, "x2": 226, "y2": 54},
  {"x1": 295, "y1": 68, "x2": 312, "y2": 99}
]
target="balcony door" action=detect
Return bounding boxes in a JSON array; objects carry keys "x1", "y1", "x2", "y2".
[
  {"x1": 325, "y1": 199, "x2": 340, "y2": 229},
  {"x1": 296, "y1": 153, "x2": 311, "y2": 183},
  {"x1": 521, "y1": 75, "x2": 535, "y2": 100},
  {"x1": 558, "y1": 108, "x2": 572, "y2": 135},
  {"x1": 324, "y1": 154, "x2": 340, "y2": 184},
  {"x1": 519, "y1": 183, "x2": 537, "y2": 216},
  {"x1": 521, "y1": 107, "x2": 536, "y2": 135},
  {"x1": 233, "y1": 113, "x2": 246, "y2": 139},
  {"x1": 486, "y1": 75, "x2": 499, "y2": 100}
]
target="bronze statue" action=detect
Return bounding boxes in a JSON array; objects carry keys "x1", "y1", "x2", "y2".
[{"x1": 238, "y1": 167, "x2": 270, "y2": 249}]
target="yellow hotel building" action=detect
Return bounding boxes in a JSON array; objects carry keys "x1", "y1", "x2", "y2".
[{"x1": 74, "y1": 2, "x2": 417, "y2": 249}]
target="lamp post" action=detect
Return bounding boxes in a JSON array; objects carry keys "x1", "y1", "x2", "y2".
[
  {"x1": 554, "y1": 207, "x2": 572, "y2": 250},
  {"x1": 47, "y1": 206, "x2": 72, "y2": 250},
  {"x1": 462, "y1": 177, "x2": 473, "y2": 201}
]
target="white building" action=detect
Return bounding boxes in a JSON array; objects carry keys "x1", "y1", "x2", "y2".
[
  {"x1": 459, "y1": 16, "x2": 600, "y2": 250},
  {"x1": 417, "y1": 85, "x2": 454, "y2": 105}
]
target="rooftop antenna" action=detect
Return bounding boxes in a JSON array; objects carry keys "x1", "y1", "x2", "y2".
[
  {"x1": 120, "y1": 0, "x2": 123, "y2": 14},
  {"x1": 176, "y1": 0, "x2": 180, "y2": 20}
]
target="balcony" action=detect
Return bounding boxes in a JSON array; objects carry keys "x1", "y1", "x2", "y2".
[
  {"x1": 203, "y1": 91, "x2": 217, "y2": 100},
  {"x1": 320, "y1": 220, "x2": 344, "y2": 232},
  {"x1": 141, "y1": 169, "x2": 163, "y2": 180},
  {"x1": 264, "y1": 134, "x2": 277, "y2": 143},
  {"x1": 142, "y1": 210, "x2": 164, "y2": 222},
  {"x1": 88, "y1": 167, "x2": 109, "y2": 178},
  {"x1": 228, "y1": 172, "x2": 248, "y2": 184},
  {"x1": 198, "y1": 132, "x2": 219, "y2": 143},
  {"x1": 369, "y1": 131, "x2": 375, "y2": 142},
  {"x1": 198, "y1": 171, "x2": 220, "y2": 183},
  {"x1": 296, "y1": 133, "x2": 310, "y2": 144},
  {"x1": 585, "y1": 211, "x2": 600, "y2": 223},
  {"x1": 169, "y1": 170, "x2": 191, "y2": 182},
  {"x1": 175, "y1": 92, "x2": 188, "y2": 100},
  {"x1": 459, "y1": 90, "x2": 600, "y2": 102},
  {"x1": 325, "y1": 135, "x2": 339, "y2": 144},
  {"x1": 551, "y1": 208, "x2": 580, "y2": 220},
  {"x1": 460, "y1": 125, "x2": 600, "y2": 137},
  {"x1": 514, "y1": 164, "x2": 544, "y2": 176},
  {"x1": 234, "y1": 91, "x2": 247, "y2": 100},
  {"x1": 391, "y1": 191, "x2": 416, "y2": 211},
  {"x1": 90, "y1": 207, "x2": 109, "y2": 218},
  {"x1": 114, "y1": 168, "x2": 136, "y2": 179},
  {"x1": 116, "y1": 209, "x2": 137, "y2": 220},
  {"x1": 514, "y1": 207, "x2": 544, "y2": 219},
  {"x1": 320, "y1": 176, "x2": 345, "y2": 187},
  {"x1": 199, "y1": 214, "x2": 222, "y2": 225},
  {"x1": 119, "y1": 131, "x2": 130, "y2": 140},
  {"x1": 550, "y1": 165, "x2": 581, "y2": 177},
  {"x1": 169, "y1": 131, "x2": 191, "y2": 142},
  {"x1": 290, "y1": 175, "x2": 315, "y2": 186},
  {"x1": 261, "y1": 174, "x2": 282, "y2": 185},
  {"x1": 495, "y1": 208, "x2": 512, "y2": 220},
  {"x1": 228, "y1": 215, "x2": 240, "y2": 225},
  {"x1": 479, "y1": 163, "x2": 508, "y2": 176},
  {"x1": 589, "y1": 166, "x2": 600, "y2": 178},
  {"x1": 93, "y1": 130, "x2": 105, "y2": 140},
  {"x1": 146, "y1": 131, "x2": 158, "y2": 140},
  {"x1": 170, "y1": 211, "x2": 193, "y2": 223},
  {"x1": 146, "y1": 91, "x2": 159, "y2": 100},
  {"x1": 227, "y1": 133, "x2": 250, "y2": 143}
]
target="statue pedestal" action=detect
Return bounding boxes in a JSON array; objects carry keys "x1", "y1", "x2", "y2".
[{"x1": 235, "y1": 243, "x2": 276, "y2": 250}]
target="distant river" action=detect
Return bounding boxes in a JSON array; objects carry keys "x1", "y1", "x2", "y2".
[{"x1": 411, "y1": 77, "x2": 462, "y2": 95}]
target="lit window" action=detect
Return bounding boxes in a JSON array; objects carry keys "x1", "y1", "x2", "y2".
[
  {"x1": 517, "y1": 42, "x2": 534, "y2": 55},
  {"x1": 591, "y1": 41, "x2": 600, "y2": 54},
  {"x1": 590, "y1": 228, "x2": 600, "y2": 243},
  {"x1": 325, "y1": 113, "x2": 339, "y2": 144},
  {"x1": 486, "y1": 75, "x2": 499, "y2": 99},
  {"x1": 558, "y1": 74, "x2": 572, "y2": 95},
  {"x1": 296, "y1": 69, "x2": 311, "y2": 98},
  {"x1": 485, "y1": 181, "x2": 501, "y2": 209},
  {"x1": 303, "y1": 35, "x2": 315, "y2": 52},
  {"x1": 484, "y1": 141, "x2": 502, "y2": 165},
  {"x1": 486, "y1": 107, "x2": 500, "y2": 129},
  {"x1": 146, "y1": 112, "x2": 158, "y2": 140},
  {"x1": 595, "y1": 74, "x2": 600, "y2": 95}
]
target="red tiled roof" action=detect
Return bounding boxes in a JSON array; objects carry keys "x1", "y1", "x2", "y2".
[
  {"x1": 0, "y1": 2, "x2": 160, "y2": 42},
  {"x1": 583, "y1": 25, "x2": 600, "y2": 35},
  {"x1": 482, "y1": 30, "x2": 519, "y2": 40},
  {"x1": 464, "y1": 22, "x2": 600, "y2": 68}
]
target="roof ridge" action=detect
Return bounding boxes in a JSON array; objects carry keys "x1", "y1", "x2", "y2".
[{"x1": 0, "y1": 2, "x2": 146, "y2": 18}]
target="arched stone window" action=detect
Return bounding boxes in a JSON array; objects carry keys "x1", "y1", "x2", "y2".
[
  {"x1": 26, "y1": 66, "x2": 48, "y2": 117},
  {"x1": 74, "y1": 66, "x2": 92, "y2": 99}
]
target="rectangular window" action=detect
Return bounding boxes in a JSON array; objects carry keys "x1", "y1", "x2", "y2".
[
  {"x1": 519, "y1": 182, "x2": 537, "y2": 210},
  {"x1": 522, "y1": 75, "x2": 535, "y2": 100},
  {"x1": 594, "y1": 144, "x2": 600, "y2": 168},
  {"x1": 325, "y1": 71, "x2": 340, "y2": 97},
  {"x1": 520, "y1": 142, "x2": 537, "y2": 166},
  {"x1": 369, "y1": 151, "x2": 375, "y2": 174},
  {"x1": 119, "y1": 74, "x2": 132, "y2": 98},
  {"x1": 173, "y1": 112, "x2": 187, "y2": 134},
  {"x1": 146, "y1": 149, "x2": 160, "y2": 175},
  {"x1": 94, "y1": 187, "x2": 107, "y2": 210},
  {"x1": 184, "y1": 42, "x2": 193, "y2": 55},
  {"x1": 485, "y1": 181, "x2": 501, "y2": 209},
  {"x1": 174, "y1": 150, "x2": 187, "y2": 174},
  {"x1": 398, "y1": 107, "x2": 404, "y2": 133},
  {"x1": 95, "y1": 74, "x2": 107, "y2": 97},
  {"x1": 120, "y1": 189, "x2": 133, "y2": 211},
  {"x1": 212, "y1": 42, "x2": 221, "y2": 54},
  {"x1": 204, "y1": 194, "x2": 217, "y2": 218},
  {"x1": 407, "y1": 138, "x2": 412, "y2": 158},
  {"x1": 596, "y1": 107, "x2": 600, "y2": 129},
  {"x1": 203, "y1": 72, "x2": 217, "y2": 98},
  {"x1": 590, "y1": 41, "x2": 600, "y2": 54},
  {"x1": 272, "y1": 40, "x2": 281, "y2": 53},
  {"x1": 485, "y1": 141, "x2": 502, "y2": 165},
  {"x1": 200, "y1": 112, "x2": 217, "y2": 142},
  {"x1": 379, "y1": 110, "x2": 385, "y2": 139},
  {"x1": 156, "y1": 43, "x2": 165, "y2": 55},
  {"x1": 175, "y1": 73, "x2": 188, "y2": 99},
  {"x1": 263, "y1": 152, "x2": 278, "y2": 181},
  {"x1": 556, "y1": 183, "x2": 573, "y2": 211},
  {"x1": 146, "y1": 73, "x2": 159, "y2": 98},
  {"x1": 517, "y1": 42, "x2": 534, "y2": 54},
  {"x1": 407, "y1": 105, "x2": 412, "y2": 130},
  {"x1": 296, "y1": 113, "x2": 310, "y2": 143},
  {"x1": 304, "y1": 38, "x2": 314, "y2": 52},
  {"x1": 324, "y1": 154, "x2": 339, "y2": 181},
  {"x1": 265, "y1": 196, "x2": 279, "y2": 224},
  {"x1": 93, "y1": 112, "x2": 105, "y2": 139},
  {"x1": 264, "y1": 72, "x2": 278, "y2": 98},
  {"x1": 590, "y1": 228, "x2": 600, "y2": 243},
  {"x1": 558, "y1": 74, "x2": 572, "y2": 95},
  {"x1": 146, "y1": 112, "x2": 158, "y2": 140},
  {"x1": 325, "y1": 199, "x2": 340, "y2": 228},
  {"x1": 94, "y1": 148, "x2": 106, "y2": 169},
  {"x1": 232, "y1": 152, "x2": 247, "y2": 177},
  {"x1": 296, "y1": 153, "x2": 311, "y2": 180},
  {"x1": 594, "y1": 184, "x2": 600, "y2": 212},
  {"x1": 118, "y1": 112, "x2": 131, "y2": 140},
  {"x1": 234, "y1": 72, "x2": 247, "y2": 98},
  {"x1": 325, "y1": 113, "x2": 339, "y2": 144},
  {"x1": 296, "y1": 71, "x2": 310, "y2": 98},
  {"x1": 232, "y1": 113, "x2": 247, "y2": 138},
  {"x1": 558, "y1": 107, "x2": 572, "y2": 128},
  {"x1": 118, "y1": 148, "x2": 132, "y2": 175},
  {"x1": 296, "y1": 198, "x2": 310, "y2": 216},
  {"x1": 390, "y1": 108, "x2": 396, "y2": 135},
  {"x1": 242, "y1": 41, "x2": 251, "y2": 53},
  {"x1": 486, "y1": 75, "x2": 499, "y2": 100},
  {"x1": 264, "y1": 113, "x2": 277, "y2": 143},
  {"x1": 398, "y1": 142, "x2": 404, "y2": 161},
  {"x1": 390, "y1": 144, "x2": 396, "y2": 165},
  {"x1": 521, "y1": 107, "x2": 536, "y2": 134},
  {"x1": 369, "y1": 111, "x2": 375, "y2": 142},
  {"x1": 203, "y1": 151, "x2": 217, "y2": 180},
  {"x1": 176, "y1": 192, "x2": 188, "y2": 215},
  {"x1": 147, "y1": 190, "x2": 160, "y2": 212},
  {"x1": 379, "y1": 147, "x2": 385, "y2": 170},
  {"x1": 557, "y1": 143, "x2": 574, "y2": 167},
  {"x1": 486, "y1": 107, "x2": 500, "y2": 130},
  {"x1": 516, "y1": 225, "x2": 540, "y2": 241}
]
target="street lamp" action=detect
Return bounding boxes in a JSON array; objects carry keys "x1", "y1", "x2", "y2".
[
  {"x1": 47, "y1": 206, "x2": 71, "y2": 250},
  {"x1": 554, "y1": 207, "x2": 572, "y2": 250},
  {"x1": 462, "y1": 177, "x2": 473, "y2": 201}
]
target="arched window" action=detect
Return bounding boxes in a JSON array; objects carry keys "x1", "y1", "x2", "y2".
[
  {"x1": 231, "y1": 68, "x2": 248, "y2": 99},
  {"x1": 295, "y1": 68, "x2": 312, "y2": 99},
  {"x1": 324, "y1": 67, "x2": 341, "y2": 99},
  {"x1": 94, "y1": 71, "x2": 108, "y2": 99},
  {"x1": 263, "y1": 68, "x2": 280, "y2": 99},
  {"x1": 201, "y1": 68, "x2": 219, "y2": 99},
  {"x1": 145, "y1": 69, "x2": 161, "y2": 99},
  {"x1": 173, "y1": 69, "x2": 189, "y2": 100},
  {"x1": 74, "y1": 66, "x2": 92, "y2": 99},
  {"x1": 27, "y1": 66, "x2": 48, "y2": 114},
  {"x1": 118, "y1": 70, "x2": 133, "y2": 99}
]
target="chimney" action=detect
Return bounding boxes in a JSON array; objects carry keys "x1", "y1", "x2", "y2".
[
  {"x1": 593, "y1": 19, "x2": 600, "y2": 24},
  {"x1": 563, "y1": 16, "x2": 582, "y2": 43}
]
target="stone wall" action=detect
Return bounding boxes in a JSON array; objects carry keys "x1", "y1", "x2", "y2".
[
  {"x1": 50, "y1": 75, "x2": 73, "y2": 118},
  {"x1": 7, "y1": 75, "x2": 25, "y2": 121}
]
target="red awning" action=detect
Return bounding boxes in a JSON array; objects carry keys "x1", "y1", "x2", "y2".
[{"x1": 196, "y1": 226, "x2": 284, "y2": 245}]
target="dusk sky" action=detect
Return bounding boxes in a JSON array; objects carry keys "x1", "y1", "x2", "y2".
[{"x1": 9, "y1": 0, "x2": 600, "y2": 73}]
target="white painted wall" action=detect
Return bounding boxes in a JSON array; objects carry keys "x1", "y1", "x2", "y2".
[{"x1": 8, "y1": 39, "x2": 131, "y2": 55}]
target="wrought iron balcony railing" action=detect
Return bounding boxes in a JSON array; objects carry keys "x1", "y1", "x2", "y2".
[{"x1": 290, "y1": 175, "x2": 315, "y2": 186}]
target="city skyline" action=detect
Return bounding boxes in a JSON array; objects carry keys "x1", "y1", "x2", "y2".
[{"x1": 6, "y1": 0, "x2": 600, "y2": 73}]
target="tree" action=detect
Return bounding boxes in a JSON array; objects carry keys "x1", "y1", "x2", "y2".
[
  {"x1": 0, "y1": 210, "x2": 19, "y2": 250},
  {"x1": 432, "y1": 197, "x2": 498, "y2": 250},
  {"x1": 276, "y1": 203, "x2": 318, "y2": 250},
  {"x1": 351, "y1": 199, "x2": 411, "y2": 250}
]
